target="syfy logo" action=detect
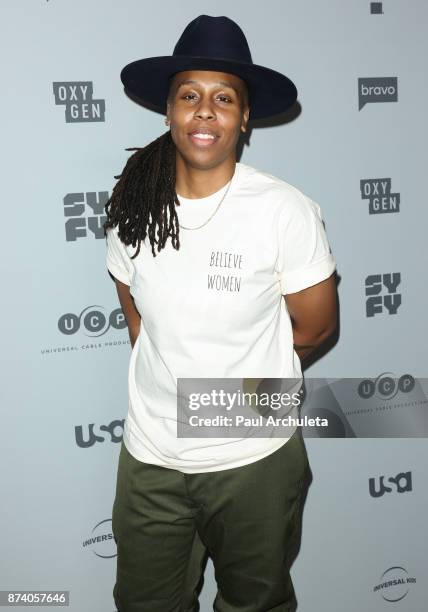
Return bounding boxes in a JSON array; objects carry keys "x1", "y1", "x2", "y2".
[
  {"x1": 369, "y1": 471, "x2": 412, "y2": 498},
  {"x1": 64, "y1": 191, "x2": 108, "y2": 241},
  {"x1": 360, "y1": 179, "x2": 400, "y2": 214},
  {"x1": 365, "y1": 273, "x2": 401, "y2": 317},
  {"x1": 358, "y1": 77, "x2": 398, "y2": 110},
  {"x1": 53, "y1": 81, "x2": 105, "y2": 122}
]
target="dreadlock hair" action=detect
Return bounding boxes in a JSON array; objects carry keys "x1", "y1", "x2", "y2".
[{"x1": 103, "y1": 129, "x2": 179, "y2": 259}]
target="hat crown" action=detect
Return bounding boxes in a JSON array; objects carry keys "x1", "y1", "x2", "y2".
[{"x1": 173, "y1": 15, "x2": 253, "y2": 64}]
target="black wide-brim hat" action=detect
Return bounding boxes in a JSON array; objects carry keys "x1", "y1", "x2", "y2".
[{"x1": 120, "y1": 14, "x2": 298, "y2": 121}]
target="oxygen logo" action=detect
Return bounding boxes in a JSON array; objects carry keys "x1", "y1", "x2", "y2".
[
  {"x1": 75, "y1": 419, "x2": 125, "y2": 448},
  {"x1": 369, "y1": 471, "x2": 412, "y2": 498},
  {"x1": 52, "y1": 81, "x2": 105, "y2": 122},
  {"x1": 360, "y1": 179, "x2": 400, "y2": 214},
  {"x1": 373, "y1": 567, "x2": 416, "y2": 602},
  {"x1": 82, "y1": 519, "x2": 116, "y2": 559},
  {"x1": 358, "y1": 77, "x2": 398, "y2": 110},
  {"x1": 64, "y1": 191, "x2": 108, "y2": 241},
  {"x1": 365, "y1": 273, "x2": 401, "y2": 317},
  {"x1": 58, "y1": 306, "x2": 126, "y2": 337},
  {"x1": 370, "y1": 2, "x2": 383, "y2": 14},
  {"x1": 358, "y1": 373, "x2": 415, "y2": 399}
]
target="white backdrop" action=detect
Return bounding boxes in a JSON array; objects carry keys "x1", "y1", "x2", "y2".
[{"x1": 1, "y1": 1, "x2": 427, "y2": 610}]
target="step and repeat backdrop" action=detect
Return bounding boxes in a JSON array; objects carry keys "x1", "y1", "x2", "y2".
[{"x1": 2, "y1": 1, "x2": 427, "y2": 610}]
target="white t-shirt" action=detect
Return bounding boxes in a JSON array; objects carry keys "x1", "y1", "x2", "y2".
[{"x1": 105, "y1": 161, "x2": 336, "y2": 473}]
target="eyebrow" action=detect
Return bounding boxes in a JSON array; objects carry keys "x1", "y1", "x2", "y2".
[{"x1": 175, "y1": 79, "x2": 240, "y2": 96}]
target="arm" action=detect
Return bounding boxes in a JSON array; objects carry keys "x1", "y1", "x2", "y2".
[
  {"x1": 113, "y1": 278, "x2": 141, "y2": 348},
  {"x1": 284, "y1": 273, "x2": 337, "y2": 368}
]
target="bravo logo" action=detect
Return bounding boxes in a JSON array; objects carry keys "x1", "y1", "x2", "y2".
[{"x1": 358, "y1": 77, "x2": 398, "y2": 110}]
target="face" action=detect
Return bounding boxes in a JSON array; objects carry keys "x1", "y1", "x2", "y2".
[{"x1": 165, "y1": 70, "x2": 250, "y2": 171}]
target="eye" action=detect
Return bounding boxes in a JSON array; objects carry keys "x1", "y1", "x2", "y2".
[{"x1": 181, "y1": 93, "x2": 232, "y2": 102}]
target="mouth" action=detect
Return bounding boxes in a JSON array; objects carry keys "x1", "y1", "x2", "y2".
[{"x1": 188, "y1": 130, "x2": 220, "y2": 148}]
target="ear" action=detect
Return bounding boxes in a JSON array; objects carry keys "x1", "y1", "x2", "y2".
[
  {"x1": 241, "y1": 107, "x2": 250, "y2": 132},
  {"x1": 165, "y1": 77, "x2": 176, "y2": 122}
]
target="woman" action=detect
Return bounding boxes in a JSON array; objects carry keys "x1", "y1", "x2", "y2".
[{"x1": 104, "y1": 14, "x2": 337, "y2": 612}]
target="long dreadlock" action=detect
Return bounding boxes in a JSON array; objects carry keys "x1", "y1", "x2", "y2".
[{"x1": 103, "y1": 129, "x2": 179, "y2": 259}]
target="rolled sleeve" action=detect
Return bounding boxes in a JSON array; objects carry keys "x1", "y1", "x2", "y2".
[
  {"x1": 105, "y1": 226, "x2": 134, "y2": 286},
  {"x1": 275, "y1": 191, "x2": 336, "y2": 295}
]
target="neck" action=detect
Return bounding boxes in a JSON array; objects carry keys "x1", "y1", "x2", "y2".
[{"x1": 175, "y1": 154, "x2": 236, "y2": 199}]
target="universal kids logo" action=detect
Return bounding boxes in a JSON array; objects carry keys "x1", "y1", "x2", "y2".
[
  {"x1": 52, "y1": 81, "x2": 105, "y2": 122},
  {"x1": 365, "y1": 272, "x2": 401, "y2": 317},
  {"x1": 82, "y1": 519, "x2": 116, "y2": 559},
  {"x1": 373, "y1": 566, "x2": 416, "y2": 603},
  {"x1": 358, "y1": 77, "x2": 398, "y2": 111},
  {"x1": 75, "y1": 419, "x2": 124, "y2": 448},
  {"x1": 64, "y1": 191, "x2": 108, "y2": 241},
  {"x1": 360, "y1": 179, "x2": 400, "y2": 215},
  {"x1": 58, "y1": 306, "x2": 126, "y2": 337},
  {"x1": 369, "y1": 470, "x2": 412, "y2": 498}
]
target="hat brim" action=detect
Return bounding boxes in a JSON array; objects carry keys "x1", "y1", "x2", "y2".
[{"x1": 120, "y1": 56, "x2": 297, "y2": 120}]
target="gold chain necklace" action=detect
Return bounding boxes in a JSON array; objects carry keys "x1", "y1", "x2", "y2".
[{"x1": 177, "y1": 167, "x2": 236, "y2": 231}]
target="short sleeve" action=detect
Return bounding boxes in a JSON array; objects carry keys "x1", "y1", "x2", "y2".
[
  {"x1": 275, "y1": 191, "x2": 336, "y2": 295},
  {"x1": 105, "y1": 225, "x2": 134, "y2": 286}
]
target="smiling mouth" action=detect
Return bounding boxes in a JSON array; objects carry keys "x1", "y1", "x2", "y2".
[{"x1": 188, "y1": 132, "x2": 219, "y2": 147}]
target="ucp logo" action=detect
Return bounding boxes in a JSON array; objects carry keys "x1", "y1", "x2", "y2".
[
  {"x1": 358, "y1": 373, "x2": 415, "y2": 399},
  {"x1": 58, "y1": 306, "x2": 126, "y2": 337}
]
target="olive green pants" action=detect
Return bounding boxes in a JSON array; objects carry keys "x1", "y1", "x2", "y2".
[{"x1": 112, "y1": 428, "x2": 309, "y2": 612}]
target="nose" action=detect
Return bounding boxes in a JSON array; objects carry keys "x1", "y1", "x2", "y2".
[{"x1": 194, "y1": 95, "x2": 216, "y2": 120}]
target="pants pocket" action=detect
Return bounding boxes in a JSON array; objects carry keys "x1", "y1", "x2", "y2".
[{"x1": 112, "y1": 441, "x2": 129, "y2": 543}]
